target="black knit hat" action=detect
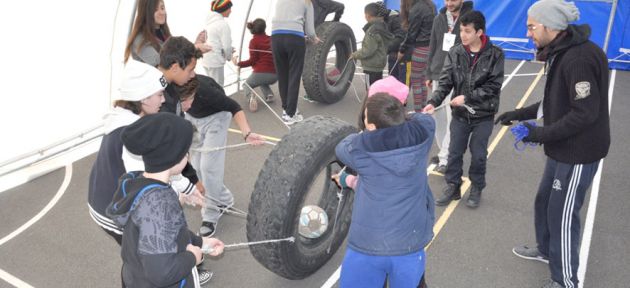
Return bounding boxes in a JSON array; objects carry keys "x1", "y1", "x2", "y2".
[{"x1": 122, "y1": 113, "x2": 193, "y2": 173}]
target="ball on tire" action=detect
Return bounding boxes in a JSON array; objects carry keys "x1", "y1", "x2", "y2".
[{"x1": 298, "y1": 205, "x2": 329, "y2": 239}]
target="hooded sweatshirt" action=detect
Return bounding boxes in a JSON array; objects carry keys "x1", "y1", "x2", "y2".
[
  {"x1": 202, "y1": 11, "x2": 232, "y2": 69},
  {"x1": 351, "y1": 18, "x2": 394, "y2": 72},
  {"x1": 335, "y1": 113, "x2": 436, "y2": 256},
  {"x1": 88, "y1": 108, "x2": 195, "y2": 235},
  {"x1": 106, "y1": 172, "x2": 202, "y2": 288},
  {"x1": 511, "y1": 25, "x2": 610, "y2": 164}
]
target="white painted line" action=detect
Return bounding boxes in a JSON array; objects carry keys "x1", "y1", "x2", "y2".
[
  {"x1": 577, "y1": 69, "x2": 616, "y2": 288},
  {"x1": 0, "y1": 165, "x2": 72, "y2": 246},
  {"x1": 0, "y1": 268, "x2": 34, "y2": 288},
  {"x1": 320, "y1": 60, "x2": 528, "y2": 288},
  {"x1": 502, "y1": 60, "x2": 526, "y2": 89},
  {"x1": 512, "y1": 73, "x2": 542, "y2": 77},
  {"x1": 321, "y1": 266, "x2": 341, "y2": 288}
]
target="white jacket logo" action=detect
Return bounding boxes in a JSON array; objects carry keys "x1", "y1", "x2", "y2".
[
  {"x1": 575, "y1": 81, "x2": 591, "y2": 99},
  {"x1": 552, "y1": 179, "x2": 562, "y2": 191}
]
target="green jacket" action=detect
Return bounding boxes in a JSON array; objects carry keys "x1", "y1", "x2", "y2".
[{"x1": 352, "y1": 19, "x2": 394, "y2": 72}]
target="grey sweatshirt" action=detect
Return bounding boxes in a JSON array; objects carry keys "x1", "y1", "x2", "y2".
[{"x1": 271, "y1": 0, "x2": 317, "y2": 38}]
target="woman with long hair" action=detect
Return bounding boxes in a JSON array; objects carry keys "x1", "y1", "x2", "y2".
[
  {"x1": 398, "y1": 0, "x2": 435, "y2": 112},
  {"x1": 124, "y1": 0, "x2": 209, "y2": 66}
]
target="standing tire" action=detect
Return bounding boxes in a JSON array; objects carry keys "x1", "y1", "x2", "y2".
[
  {"x1": 246, "y1": 116, "x2": 356, "y2": 279},
  {"x1": 303, "y1": 22, "x2": 357, "y2": 104}
]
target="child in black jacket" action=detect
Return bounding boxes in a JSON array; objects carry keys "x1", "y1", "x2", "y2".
[{"x1": 107, "y1": 113, "x2": 224, "y2": 288}]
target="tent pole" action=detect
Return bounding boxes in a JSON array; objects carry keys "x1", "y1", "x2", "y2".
[
  {"x1": 603, "y1": 0, "x2": 617, "y2": 53},
  {"x1": 237, "y1": 0, "x2": 255, "y2": 92}
]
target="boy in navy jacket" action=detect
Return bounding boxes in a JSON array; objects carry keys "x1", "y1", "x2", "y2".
[{"x1": 335, "y1": 93, "x2": 435, "y2": 287}]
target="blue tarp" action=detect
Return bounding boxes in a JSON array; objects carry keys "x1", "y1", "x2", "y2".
[
  {"x1": 607, "y1": 0, "x2": 630, "y2": 70},
  {"x1": 383, "y1": 0, "x2": 630, "y2": 70}
]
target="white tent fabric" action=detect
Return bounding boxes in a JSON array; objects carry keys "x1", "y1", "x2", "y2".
[{"x1": 0, "y1": 0, "x2": 371, "y2": 167}]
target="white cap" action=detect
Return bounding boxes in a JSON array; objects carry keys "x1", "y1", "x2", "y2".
[{"x1": 117, "y1": 60, "x2": 167, "y2": 101}]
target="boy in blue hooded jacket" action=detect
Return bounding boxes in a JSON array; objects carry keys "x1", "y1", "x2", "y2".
[{"x1": 334, "y1": 93, "x2": 435, "y2": 287}]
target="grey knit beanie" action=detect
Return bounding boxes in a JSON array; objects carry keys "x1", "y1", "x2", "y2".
[{"x1": 528, "y1": 0, "x2": 580, "y2": 31}]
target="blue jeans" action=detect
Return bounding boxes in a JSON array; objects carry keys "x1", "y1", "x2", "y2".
[{"x1": 340, "y1": 247, "x2": 426, "y2": 288}]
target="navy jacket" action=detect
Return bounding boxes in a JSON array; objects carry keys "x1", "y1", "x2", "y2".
[{"x1": 335, "y1": 113, "x2": 436, "y2": 256}]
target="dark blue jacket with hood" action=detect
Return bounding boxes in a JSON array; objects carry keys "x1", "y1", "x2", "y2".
[{"x1": 335, "y1": 113, "x2": 436, "y2": 256}]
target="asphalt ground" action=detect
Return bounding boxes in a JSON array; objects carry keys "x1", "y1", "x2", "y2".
[{"x1": 1, "y1": 60, "x2": 628, "y2": 288}]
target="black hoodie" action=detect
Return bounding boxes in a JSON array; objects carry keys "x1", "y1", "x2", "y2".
[
  {"x1": 512, "y1": 24, "x2": 610, "y2": 164},
  {"x1": 107, "y1": 172, "x2": 202, "y2": 288}
]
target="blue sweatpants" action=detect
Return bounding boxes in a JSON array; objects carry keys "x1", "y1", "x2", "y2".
[
  {"x1": 534, "y1": 158, "x2": 599, "y2": 288},
  {"x1": 340, "y1": 247, "x2": 425, "y2": 288}
]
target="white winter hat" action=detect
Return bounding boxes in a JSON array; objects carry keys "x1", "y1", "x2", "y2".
[
  {"x1": 117, "y1": 60, "x2": 167, "y2": 101},
  {"x1": 528, "y1": 0, "x2": 580, "y2": 31}
]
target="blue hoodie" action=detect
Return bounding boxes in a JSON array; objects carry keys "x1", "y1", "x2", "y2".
[{"x1": 335, "y1": 113, "x2": 436, "y2": 256}]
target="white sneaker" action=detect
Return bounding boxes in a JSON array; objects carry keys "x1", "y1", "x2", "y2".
[{"x1": 282, "y1": 111, "x2": 303, "y2": 125}]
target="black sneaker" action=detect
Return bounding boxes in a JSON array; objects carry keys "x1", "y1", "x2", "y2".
[
  {"x1": 433, "y1": 165, "x2": 447, "y2": 174},
  {"x1": 512, "y1": 244, "x2": 549, "y2": 264},
  {"x1": 466, "y1": 186, "x2": 482, "y2": 208},
  {"x1": 435, "y1": 183, "x2": 461, "y2": 206},
  {"x1": 430, "y1": 156, "x2": 439, "y2": 164},
  {"x1": 199, "y1": 221, "x2": 216, "y2": 237},
  {"x1": 198, "y1": 268, "x2": 213, "y2": 285}
]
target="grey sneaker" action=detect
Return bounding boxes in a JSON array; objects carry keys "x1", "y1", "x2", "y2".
[
  {"x1": 541, "y1": 279, "x2": 563, "y2": 288},
  {"x1": 512, "y1": 244, "x2": 549, "y2": 264}
]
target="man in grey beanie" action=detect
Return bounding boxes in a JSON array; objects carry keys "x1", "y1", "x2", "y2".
[{"x1": 496, "y1": 1, "x2": 610, "y2": 287}]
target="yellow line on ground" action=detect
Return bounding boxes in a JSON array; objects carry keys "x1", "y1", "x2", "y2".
[
  {"x1": 426, "y1": 67, "x2": 545, "y2": 250},
  {"x1": 228, "y1": 128, "x2": 281, "y2": 142},
  {"x1": 426, "y1": 178, "x2": 471, "y2": 249}
]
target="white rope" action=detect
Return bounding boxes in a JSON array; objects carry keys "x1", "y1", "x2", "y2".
[
  {"x1": 388, "y1": 57, "x2": 401, "y2": 76},
  {"x1": 247, "y1": 49, "x2": 273, "y2": 54},
  {"x1": 462, "y1": 104, "x2": 477, "y2": 114},
  {"x1": 191, "y1": 141, "x2": 276, "y2": 153},
  {"x1": 242, "y1": 81, "x2": 291, "y2": 130},
  {"x1": 202, "y1": 237, "x2": 295, "y2": 254},
  {"x1": 348, "y1": 80, "x2": 362, "y2": 103}
]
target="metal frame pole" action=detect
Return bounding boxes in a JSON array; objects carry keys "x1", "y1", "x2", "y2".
[
  {"x1": 603, "y1": 0, "x2": 618, "y2": 53},
  {"x1": 237, "y1": 0, "x2": 255, "y2": 92}
]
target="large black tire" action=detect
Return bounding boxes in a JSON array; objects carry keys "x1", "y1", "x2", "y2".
[
  {"x1": 303, "y1": 22, "x2": 357, "y2": 104},
  {"x1": 246, "y1": 116, "x2": 356, "y2": 279}
]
